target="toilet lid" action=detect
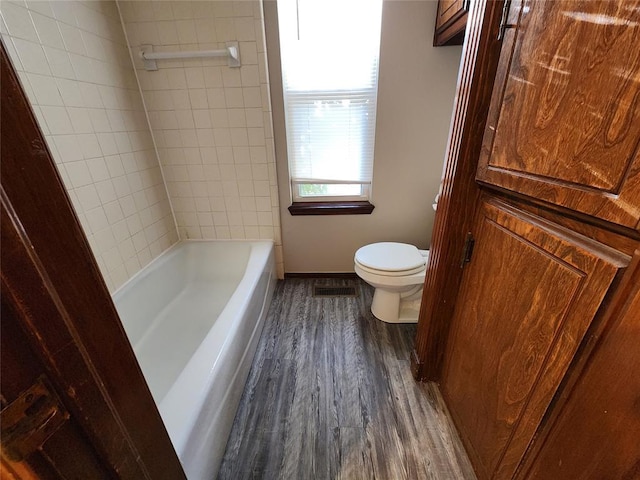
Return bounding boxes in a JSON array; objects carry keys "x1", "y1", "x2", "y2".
[{"x1": 355, "y1": 242, "x2": 426, "y2": 273}]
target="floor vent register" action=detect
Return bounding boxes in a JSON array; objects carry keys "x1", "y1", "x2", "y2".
[{"x1": 313, "y1": 286, "x2": 358, "y2": 297}]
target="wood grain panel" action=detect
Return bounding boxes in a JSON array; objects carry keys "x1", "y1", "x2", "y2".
[
  {"x1": 437, "y1": 0, "x2": 464, "y2": 27},
  {"x1": 434, "y1": 0, "x2": 468, "y2": 46},
  {"x1": 443, "y1": 209, "x2": 583, "y2": 479},
  {"x1": 478, "y1": 0, "x2": 640, "y2": 229},
  {"x1": 441, "y1": 200, "x2": 628, "y2": 480},
  {"x1": 492, "y1": 191, "x2": 640, "y2": 256},
  {"x1": 521, "y1": 253, "x2": 640, "y2": 480}
]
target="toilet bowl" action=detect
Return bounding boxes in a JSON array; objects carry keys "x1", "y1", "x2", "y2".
[{"x1": 354, "y1": 242, "x2": 428, "y2": 323}]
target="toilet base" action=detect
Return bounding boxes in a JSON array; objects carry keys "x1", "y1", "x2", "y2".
[{"x1": 371, "y1": 287, "x2": 422, "y2": 323}]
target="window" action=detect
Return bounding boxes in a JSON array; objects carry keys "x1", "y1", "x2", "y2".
[{"x1": 277, "y1": 0, "x2": 383, "y2": 205}]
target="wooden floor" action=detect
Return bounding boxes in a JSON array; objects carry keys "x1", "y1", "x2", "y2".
[{"x1": 218, "y1": 278, "x2": 476, "y2": 480}]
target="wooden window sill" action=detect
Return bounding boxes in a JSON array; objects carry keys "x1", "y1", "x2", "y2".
[{"x1": 288, "y1": 201, "x2": 375, "y2": 216}]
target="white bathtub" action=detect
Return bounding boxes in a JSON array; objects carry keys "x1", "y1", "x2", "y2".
[{"x1": 112, "y1": 240, "x2": 276, "y2": 480}]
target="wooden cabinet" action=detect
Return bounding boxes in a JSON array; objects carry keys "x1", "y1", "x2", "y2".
[
  {"x1": 434, "y1": 0, "x2": 468, "y2": 46},
  {"x1": 518, "y1": 274, "x2": 640, "y2": 480},
  {"x1": 441, "y1": 198, "x2": 628, "y2": 480},
  {"x1": 432, "y1": 0, "x2": 640, "y2": 479},
  {"x1": 477, "y1": 0, "x2": 640, "y2": 230}
]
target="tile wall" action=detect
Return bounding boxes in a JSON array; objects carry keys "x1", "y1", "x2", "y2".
[
  {"x1": 1, "y1": 0, "x2": 179, "y2": 292},
  {"x1": 119, "y1": 1, "x2": 283, "y2": 277}
]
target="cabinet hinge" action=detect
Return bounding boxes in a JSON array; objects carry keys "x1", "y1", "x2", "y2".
[
  {"x1": 461, "y1": 232, "x2": 475, "y2": 267},
  {"x1": 1, "y1": 377, "x2": 69, "y2": 461}
]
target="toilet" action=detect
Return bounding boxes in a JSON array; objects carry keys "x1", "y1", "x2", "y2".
[{"x1": 354, "y1": 242, "x2": 429, "y2": 324}]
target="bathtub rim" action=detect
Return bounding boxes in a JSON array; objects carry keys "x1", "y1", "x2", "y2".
[{"x1": 111, "y1": 238, "x2": 272, "y2": 300}]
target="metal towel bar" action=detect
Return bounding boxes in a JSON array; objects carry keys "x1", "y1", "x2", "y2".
[{"x1": 140, "y1": 42, "x2": 241, "y2": 70}]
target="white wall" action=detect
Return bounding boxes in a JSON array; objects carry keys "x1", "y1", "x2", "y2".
[
  {"x1": 119, "y1": 0, "x2": 284, "y2": 278},
  {"x1": 267, "y1": 0, "x2": 463, "y2": 272},
  {"x1": 1, "y1": 0, "x2": 178, "y2": 292}
]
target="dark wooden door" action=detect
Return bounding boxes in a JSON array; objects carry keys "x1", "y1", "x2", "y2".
[
  {"x1": 1, "y1": 273, "x2": 113, "y2": 478},
  {"x1": 476, "y1": 0, "x2": 640, "y2": 230},
  {"x1": 441, "y1": 198, "x2": 629, "y2": 480}
]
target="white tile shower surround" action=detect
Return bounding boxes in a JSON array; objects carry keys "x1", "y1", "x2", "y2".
[
  {"x1": 119, "y1": 1, "x2": 283, "y2": 276},
  {"x1": 1, "y1": 0, "x2": 284, "y2": 289},
  {"x1": 1, "y1": 0, "x2": 178, "y2": 292}
]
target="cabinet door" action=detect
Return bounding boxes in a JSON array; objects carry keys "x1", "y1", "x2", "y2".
[
  {"x1": 477, "y1": 0, "x2": 640, "y2": 230},
  {"x1": 436, "y1": 0, "x2": 466, "y2": 29},
  {"x1": 434, "y1": 0, "x2": 468, "y2": 46},
  {"x1": 441, "y1": 199, "x2": 629, "y2": 480},
  {"x1": 520, "y1": 272, "x2": 640, "y2": 479}
]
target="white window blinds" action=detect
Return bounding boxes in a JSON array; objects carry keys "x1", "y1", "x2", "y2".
[{"x1": 277, "y1": 0, "x2": 383, "y2": 201}]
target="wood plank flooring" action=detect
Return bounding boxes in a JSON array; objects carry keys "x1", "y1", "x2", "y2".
[{"x1": 218, "y1": 278, "x2": 476, "y2": 480}]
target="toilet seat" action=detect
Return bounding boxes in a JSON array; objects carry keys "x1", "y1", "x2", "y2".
[
  {"x1": 355, "y1": 261, "x2": 425, "y2": 277},
  {"x1": 355, "y1": 242, "x2": 426, "y2": 277},
  {"x1": 354, "y1": 263, "x2": 426, "y2": 286}
]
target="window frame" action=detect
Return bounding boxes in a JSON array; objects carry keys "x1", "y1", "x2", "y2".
[{"x1": 277, "y1": 0, "x2": 382, "y2": 213}]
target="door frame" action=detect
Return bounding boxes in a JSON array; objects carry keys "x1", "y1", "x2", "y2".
[
  {"x1": 1, "y1": 41, "x2": 185, "y2": 479},
  {"x1": 412, "y1": 0, "x2": 505, "y2": 380}
]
